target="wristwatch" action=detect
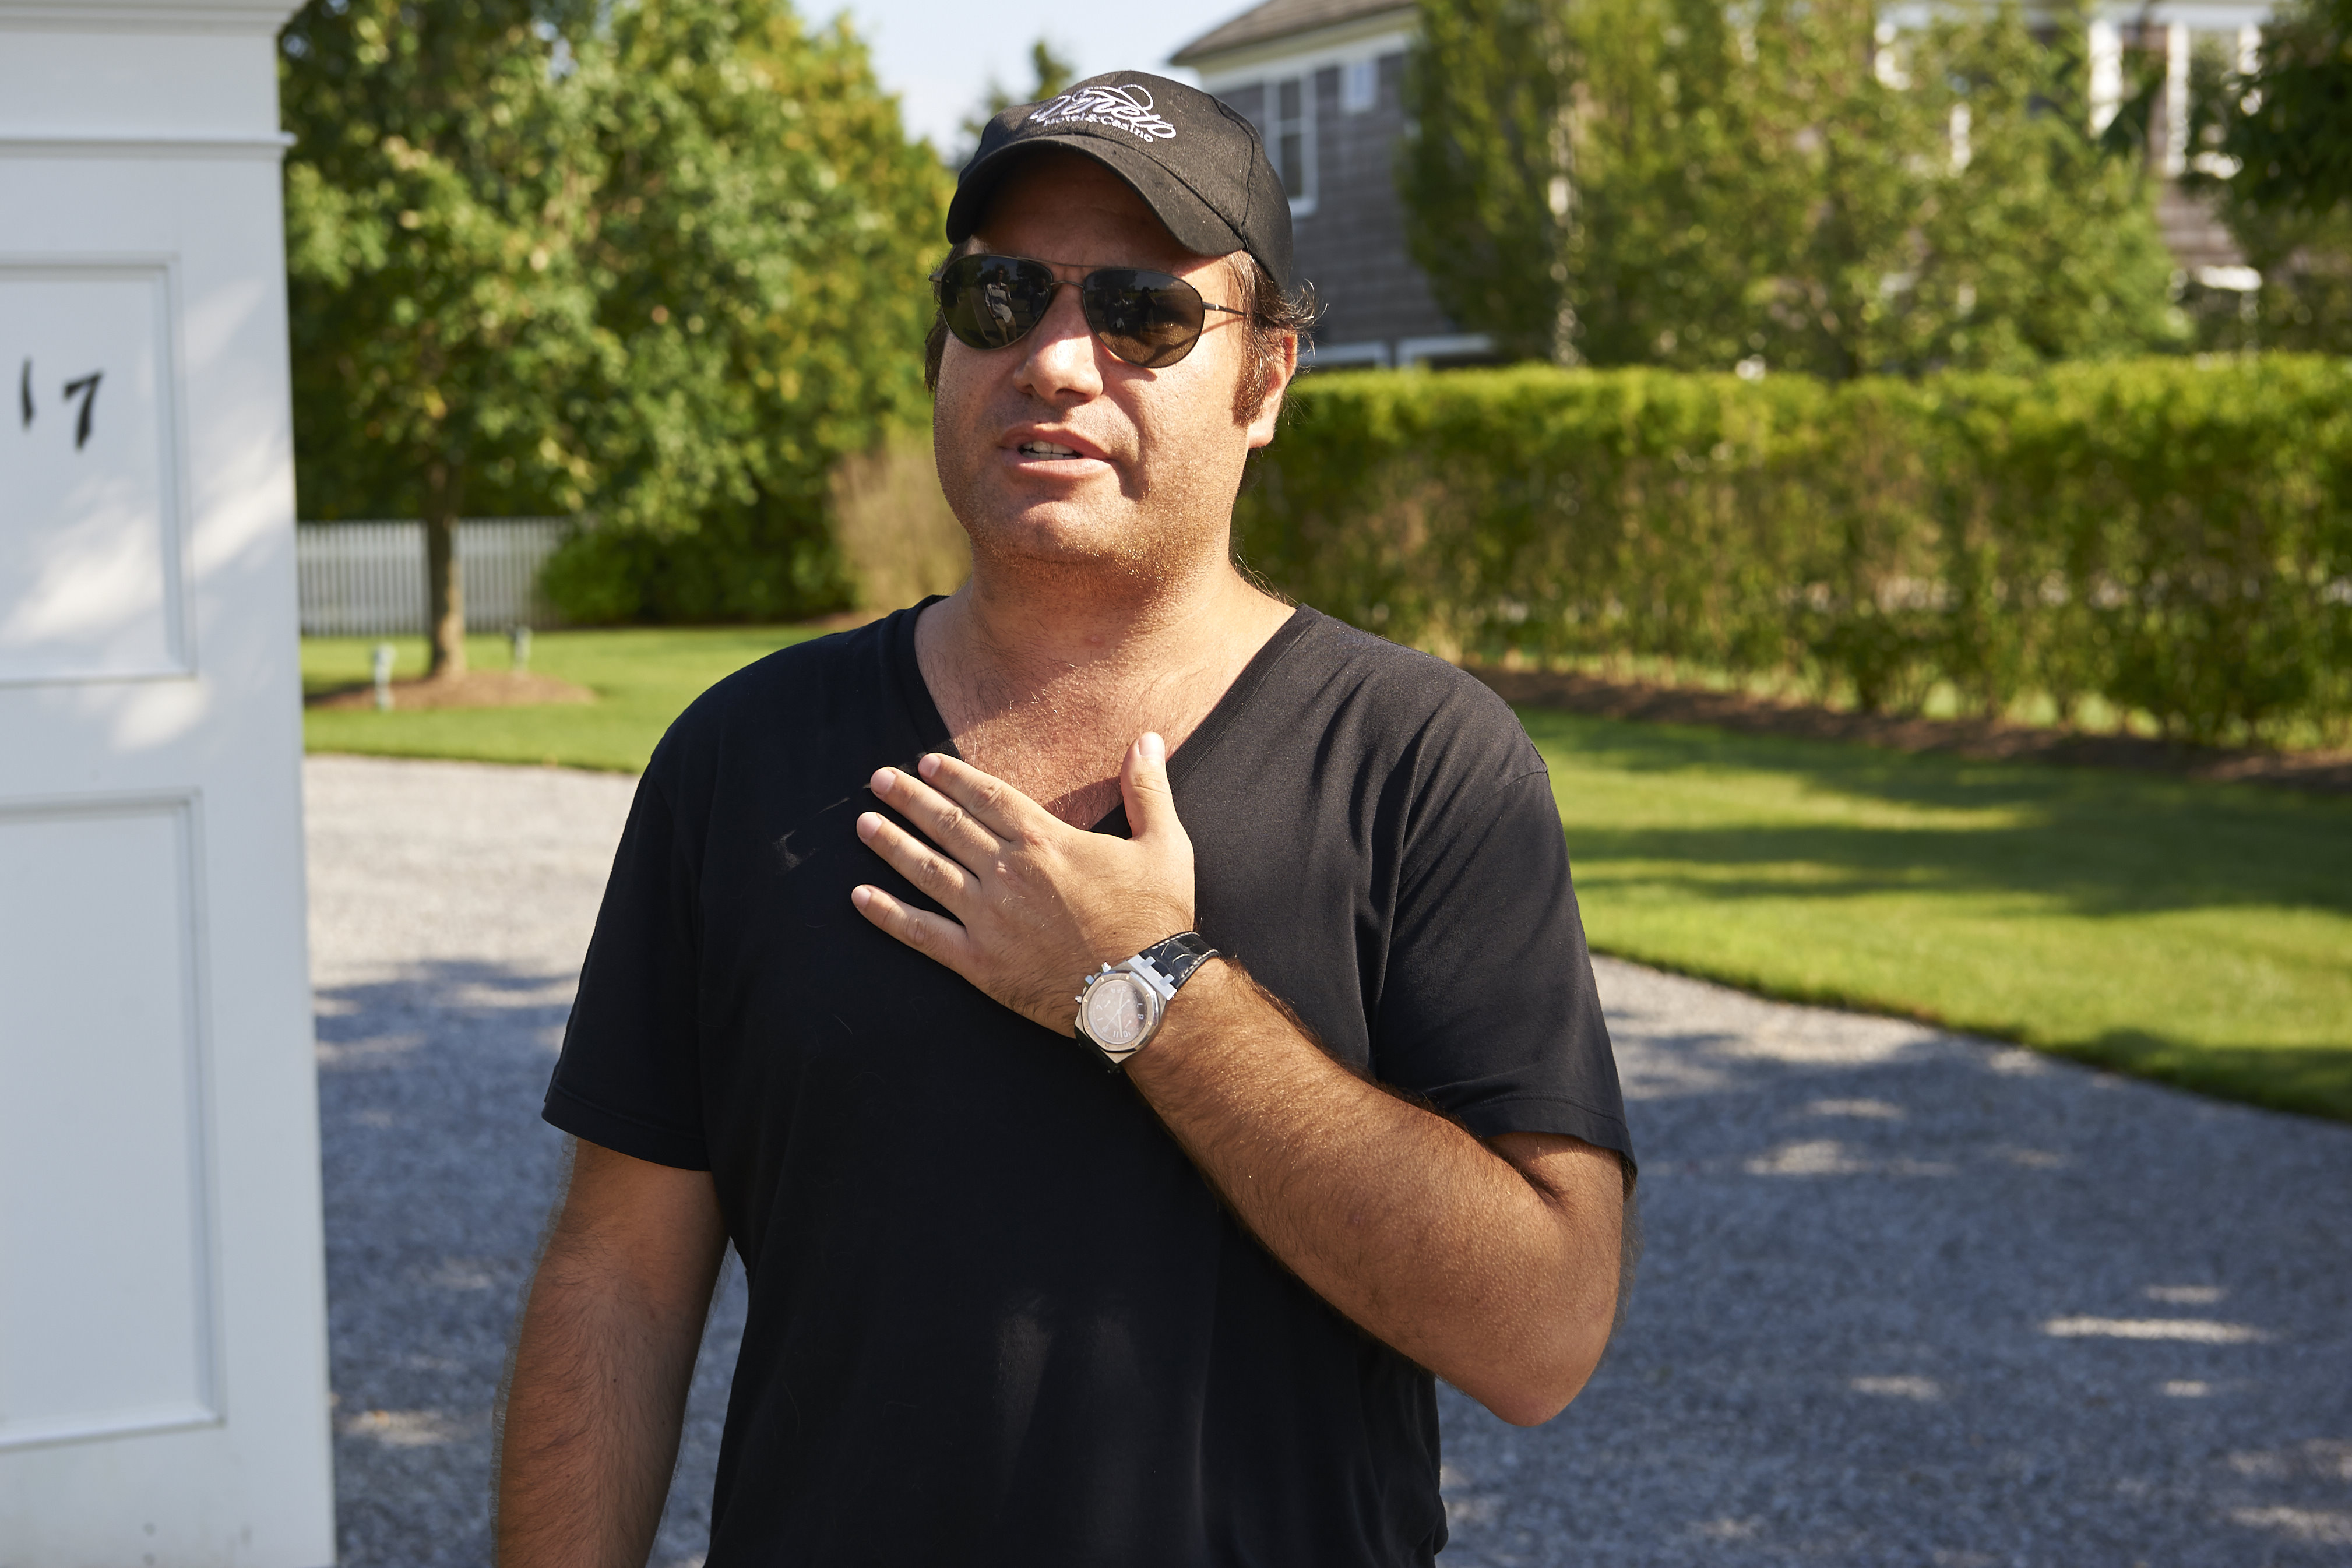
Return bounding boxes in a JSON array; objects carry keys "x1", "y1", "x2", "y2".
[{"x1": 1073, "y1": 931, "x2": 1220, "y2": 1070}]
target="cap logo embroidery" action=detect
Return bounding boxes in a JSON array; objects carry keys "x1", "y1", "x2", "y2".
[{"x1": 1027, "y1": 84, "x2": 1178, "y2": 142}]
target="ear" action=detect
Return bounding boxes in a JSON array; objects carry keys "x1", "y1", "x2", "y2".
[{"x1": 1243, "y1": 330, "x2": 1299, "y2": 449}]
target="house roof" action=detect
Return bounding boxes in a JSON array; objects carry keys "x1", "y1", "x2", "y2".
[{"x1": 1170, "y1": 0, "x2": 1416, "y2": 67}]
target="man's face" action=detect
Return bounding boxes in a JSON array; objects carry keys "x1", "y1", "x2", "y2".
[{"x1": 932, "y1": 150, "x2": 1291, "y2": 580}]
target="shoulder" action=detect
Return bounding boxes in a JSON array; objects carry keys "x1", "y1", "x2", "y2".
[
  {"x1": 645, "y1": 611, "x2": 903, "y2": 794},
  {"x1": 1276, "y1": 609, "x2": 1544, "y2": 777},
  {"x1": 675, "y1": 614, "x2": 892, "y2": 731}
]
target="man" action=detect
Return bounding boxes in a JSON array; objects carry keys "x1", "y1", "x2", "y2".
[{"x1": 497, "y1": 72, "x2": 1633, "y2": 1567}]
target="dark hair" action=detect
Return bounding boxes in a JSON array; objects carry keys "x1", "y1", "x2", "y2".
[
  {"x1": 923, "y1": 245, "x2": 1318, "y2": 425},
  {"x1": 923, "y1": 250, "x2": 956, "y2": 391},
  {"x1": 1226, "y1": 251, "x2": 1319, "y2": 423}
]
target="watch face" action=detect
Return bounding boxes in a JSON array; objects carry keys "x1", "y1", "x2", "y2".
[{"x1": 1083, "y1": 972, "x2": 1153, "y2": 1050}]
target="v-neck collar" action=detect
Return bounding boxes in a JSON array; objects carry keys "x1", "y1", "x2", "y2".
[{"x1": 885, "y1": 596, "x2": 1320, "y2": 834}]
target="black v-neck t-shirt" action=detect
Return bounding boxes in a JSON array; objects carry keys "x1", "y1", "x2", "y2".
[{"x1": 545, "y1": 602, "x2": 1632, "y2": 1567}]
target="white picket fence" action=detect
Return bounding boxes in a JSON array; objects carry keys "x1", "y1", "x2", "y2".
[{"x1": 295, "y1": 517, "x2": 573, "y2": 636}]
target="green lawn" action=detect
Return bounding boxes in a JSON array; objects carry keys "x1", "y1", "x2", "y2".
[
  {"x1": 302, "y1": 627, "x2": 2352, "y2": 1122},
  {"x1": 1524, "y1": 709, "x2": 2352, "y2": 1123},
  {"x1": 302, "y1": 626, "x2": 830, "y2": 771}
]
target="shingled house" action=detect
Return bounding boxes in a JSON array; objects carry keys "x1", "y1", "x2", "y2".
[
  {"x1": 1171, "y1": 0, "x2": 2273, "y2": 370},
  {"x1": 1173, "y1": 0, "x2": 1490, "y2": 369}
]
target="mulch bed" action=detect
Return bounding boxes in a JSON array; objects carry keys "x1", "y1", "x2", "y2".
[
  {"x1": 307, "y1": 670, "x2": 597, "y2": 711},
  {"x1": 1465, "y1": 664, "x2": 2352, "y2": 796}
]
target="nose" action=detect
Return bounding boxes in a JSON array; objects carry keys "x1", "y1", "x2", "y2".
[{"x1": 1014, "y1": 279, "x2": 1104, "y2": 405}]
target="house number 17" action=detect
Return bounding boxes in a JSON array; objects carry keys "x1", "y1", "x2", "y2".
[{"x1": 19, "y1": 358, "x2": 103, "y2": 450}]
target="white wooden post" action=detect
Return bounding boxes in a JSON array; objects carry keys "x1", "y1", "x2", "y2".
[
  {"x1": 2154, "y1": 20, "x2": 2192, "y2": 177},
  {"x1": 2163, "y1": 20, "x2": 2193, "y2": 178},
  {"x1": 2089, "y1": 17, "x2": 2125, "y2": 135},
  {"x1": 0, "y1": 1, "x2": 335, "y2": 1563}
]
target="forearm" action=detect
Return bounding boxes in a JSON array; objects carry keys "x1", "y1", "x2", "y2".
[
  {"x1": 495, "y1": 1147, "x2": 726, "y2": 1567},
  {"x1": 844, "y1": 743, "x2": 1624, "y2": 1418},
  {"x1": 1126, "y1": 961, "x2": 1622, "y2": 1425}
]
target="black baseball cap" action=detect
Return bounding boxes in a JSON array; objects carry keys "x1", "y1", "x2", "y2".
[{"x1": 947, "y1": 70, "x2": 1295, "y2": 294}]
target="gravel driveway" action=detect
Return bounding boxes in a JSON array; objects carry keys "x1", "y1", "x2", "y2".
[{"x1": 307, "y1": 754, "x2": 2352, "y2": 1567}]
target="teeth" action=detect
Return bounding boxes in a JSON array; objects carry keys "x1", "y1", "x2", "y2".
[{"x1": 1020, "y1": 441, "x2": 1080, "y2": 457}]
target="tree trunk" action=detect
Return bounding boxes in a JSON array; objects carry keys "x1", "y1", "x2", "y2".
[{"x1": 424, "y1": 461, "x2": 466, "y2": 678}]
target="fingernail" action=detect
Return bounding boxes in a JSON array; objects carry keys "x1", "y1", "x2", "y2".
[
  {"x1": 1140, "y1": 732, "x2": 1166, "y2": 765},
  {"x1": 918, "y1": 753, "x2": 941, "y2": 778},
  {"x1": 851, "y1": 886, "x2": 872, "y2": 910},
  {"x1": 872, "y1": 767, "x2": 896, "y2": 794},
  {"x1": 856, "y1": 812, "x2": 879, "y2": 839}
]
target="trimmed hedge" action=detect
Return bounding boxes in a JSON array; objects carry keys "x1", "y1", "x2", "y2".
[{"x1": 1236, "y1": 357, "x2": 2352, "y2": 744}]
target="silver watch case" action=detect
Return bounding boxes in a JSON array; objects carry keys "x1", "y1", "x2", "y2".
[{"x1": 1073, "y1": 953, "x2": 1184, "y2": 1067}]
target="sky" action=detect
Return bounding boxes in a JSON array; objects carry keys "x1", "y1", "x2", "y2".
[{"x1": 829, "y1": 0, "x2": 1247, "y2": 153}]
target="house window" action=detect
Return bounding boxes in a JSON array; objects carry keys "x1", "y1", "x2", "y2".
[
  {"x1": 1342, "y1": 58, "x2": 1378, "y2": 114},
  {"x1": 1271, "y1": 75, "x2": 1314, "y2": 207}
]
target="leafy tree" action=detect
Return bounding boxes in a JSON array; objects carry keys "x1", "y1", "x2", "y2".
[
  {"x1": 1401, "y1": 0, "x2": 2184, "y2": 378},
  {"x1": 1864, "y1": 5, "x2": 2184, "y2": 373},
  {"x1": 553, "y1": 0, "x2": 950, "y2": 621},
  {"x1": 2200, "y1": 0, "x2": 2352, "y2": 353},
  {"x1": 1396, "y1": 0, "x2": 1577, "y2": 361},
  {"x1": 1564, "y1": 0, "x2": 1836, "y2": 371},
  {"x1": 281, "y1": 0, "x2": 608, "y2": 675},
  {"x1": 2220, "y1": 0, "x2": 2352, "y2": 215},
  {"x1": 283, "y1": 0, "x2": 949, "y2": 642},
  {"x1": 954, "y1": 39, "x2": 1079, "y2": 165},
  {"x1": 2206, "y1": 202, "x2": 2352, "y2": 352}
]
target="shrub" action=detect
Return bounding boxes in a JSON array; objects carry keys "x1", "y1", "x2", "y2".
[
  {"x1": 540, "y1": 509, "x2": 854, "y2": 625},
  {"x1": 1238, "y1": 357, "x2": 2352, "y2": 744},
  {"x1": 830, "y1": 432, "x2": 970, "y2": 611},
  {"x1": 541, "y1": 430, "x2": 969, "y2": 623}
]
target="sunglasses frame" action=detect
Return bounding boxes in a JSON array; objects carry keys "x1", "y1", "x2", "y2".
[{"x1": 931, "y1": 252, "x2": 1247, "y2": 369}]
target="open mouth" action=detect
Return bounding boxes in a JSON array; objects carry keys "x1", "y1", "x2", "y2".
[{"x1": 1017, "y1": 439, "x2": 1083, "y2": 459}]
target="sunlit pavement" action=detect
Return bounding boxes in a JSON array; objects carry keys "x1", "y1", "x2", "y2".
[{"x1": 308, "y1": 754, "x2": 2352, "y2": 1567}]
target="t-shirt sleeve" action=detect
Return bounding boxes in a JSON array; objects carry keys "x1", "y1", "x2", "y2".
[
  {"x1": 542, "y1": 764, "x2": 709, "y2": 1170},
  {"x1": 1374, "y1": 753, "x2": 1633, "y2": 1166}
]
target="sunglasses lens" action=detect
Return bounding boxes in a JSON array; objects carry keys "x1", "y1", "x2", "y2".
[
  {"x1": 1081, "y1": 270, "x2": 1207, "y2": 368},
  {"x1": 936, "y1": 255, "x2": 1055, "y2": 351}
]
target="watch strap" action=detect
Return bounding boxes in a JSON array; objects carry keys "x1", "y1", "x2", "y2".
[{"x1": 1129, "y1": 931, "x2": 1218, "y2": 998}]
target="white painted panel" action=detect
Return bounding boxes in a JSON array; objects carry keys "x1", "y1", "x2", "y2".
[
  {"x1": 0, "y1": 3, "x2": 333, "y2": 1559},
  {"x1": 0, "y1": 30, "x2": 276, "y2": 137},
  {"x1": 0, "y1": 262, "x2": 186, "y2": 683},
  {"x1": 0, "y1": 795, "x2": 215, "y2": 1450}
]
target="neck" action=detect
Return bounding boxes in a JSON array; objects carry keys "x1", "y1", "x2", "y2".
[
  {"x1": 913, "y1": 534, "x2": 1293, "y2": 825},
  {"x1": 933, "y1": 539, "x2": 1264, "y2": 700}
]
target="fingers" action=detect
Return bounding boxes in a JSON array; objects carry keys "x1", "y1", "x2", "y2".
[
  {"x1": 910, "y1": 753, "x2": 1052, "y2": 841},
  {"x1": 1119, "y1": 732, "x2": 1185, "y2": 843},
  {"x1": 870, "y1": 765, "x2": 1002, "y2": 866},
  {"x1": 850, "y1": 882, "x2": 976, "y2": 970},
  {"x1": 856, "y1": 811, "x2": 978, "y2": 909}
]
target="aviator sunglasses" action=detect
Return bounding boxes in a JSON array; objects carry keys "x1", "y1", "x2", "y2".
[{"x1": 932, "y1": 253, "x2": 1245, "y2": 369}]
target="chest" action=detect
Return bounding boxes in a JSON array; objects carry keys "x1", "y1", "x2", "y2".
[
  {"x1": 703, "y1": 744, "x2": 1399, "y2": 1092},
  {"x1": 941, "y1": 682, "x2": 1223, "y2": 829}
]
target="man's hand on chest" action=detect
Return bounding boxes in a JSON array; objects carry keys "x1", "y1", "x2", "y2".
[
  {"x1": 851, "y1": 723, "x2": 1627, "y2": 1431},
  {"x1": 851, "y1": 734, "x2": 1194, "y2": 1037}
]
